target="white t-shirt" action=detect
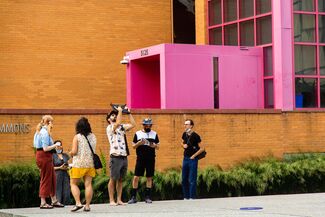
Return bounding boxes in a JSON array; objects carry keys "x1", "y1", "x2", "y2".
[{"x1": 106, "y1": 124, "x2": 131, "y2": 156}]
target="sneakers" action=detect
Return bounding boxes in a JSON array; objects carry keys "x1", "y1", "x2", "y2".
[
  {"x1": 128, "y1": 196, "x2": 137, "y2": 204},
  {"x1": 144, "y1": 187, "x2": 152, "y2": 203},
  {"x1": 128, "y1": 188, "x2": 153, "y2": 204},
  {"x1": 145, "y1": 197, "x2": 152, "y2": 204},
  {"x1": 128, "y1": 196, "x2": 153, "y2": 204}
]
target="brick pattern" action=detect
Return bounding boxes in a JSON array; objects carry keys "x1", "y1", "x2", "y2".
[
  {"x1": 0, "y1": 0, "x2": 172, "y2": 109},
  {"x1": 1, "y1": 112, "x2": 325, "y2": 170},
  {"x1": 195, "y1": 0, "x2": 208, "y2": 45}
]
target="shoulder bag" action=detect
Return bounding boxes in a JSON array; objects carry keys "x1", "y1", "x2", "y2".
[
  {"x1": 196, "y1": 150, "x2": 207, "y2": 160},
  {"x1": 186, "y1": 133, "x2": 207, "y2": 160},
  {"x1": 84, "y1": 135, "x2": 103, "y2": 169}
]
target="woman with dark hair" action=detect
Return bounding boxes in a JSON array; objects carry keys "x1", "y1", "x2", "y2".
[
  {"x1": 53, "y1": 140, "x2": 71, "y2": 205},
  {"x1": 69, "y1": 117, "x2": 97, "y2": 212}
]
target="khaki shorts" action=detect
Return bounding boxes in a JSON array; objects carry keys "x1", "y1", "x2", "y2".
[{"x1": 69, "y1": 168, "x2": 96, "y2": 179}]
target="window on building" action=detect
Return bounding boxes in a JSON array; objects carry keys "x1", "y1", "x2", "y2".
[
  {"x1": 240, "y1": 20, "x2": 254, "y2": 46},
  {"x1": 320, "y1": 79, "x2": 325, "y2": 107},
  {"x1": 321, "y1": 46, "x2": 325, "y2": 75},
  {"x1": 295, "y1": 45, "x2": 316, "y2": 75},
  {"x1": 320, "y1": 0, "x2": 325, "y2": 12},
  {"x1": 224, "y1": 0, "x2": 237, "y2": 22},
  {"x1": 173, "y1": 0, "x2": 196, "y2": 44},
  {"x1": 293, "y1": 0, "x2": 315, "y2": 12},
  {"x1": 207, "y1": 0, "x2": 274, "y2": 108},
  {"x1": 256, "y1": 0, "x2": 271, "y2": 15},
  {"x1": 240, "y1": 0, "x2": 254, "y2": 19},
  {"x1": 294, "y1": 14, "x2": 315, "y2": 42},
  {"x1": 294, "y1": 1, "x2": 325, "y2": 108},
  {"x1": 263, "y1": 46, "x2": 273, "y2": 76},
  {"x1": 264, "y1": 79, "x2": 274, "y2": 108},
  {"x1": 213, "y1": 57, "x2": 219, "y2": 108},
  {"x1": 224, "y1": 24, "x2": 238, "y2": 45},
  {"x1": 209, "y1": 27, "x2": 222, "y2": 45},
  {"x1": 209, "y1": 0, "x2": 222, "y2": 26},
  {"x1": 319, "y1": 15, "x2": 325, "y2": 43},
  {"x1": 257, "y1": 16, "x2": 272, "y2": 45},
  {"x1": 295, "y1": 78, "x2": 317, "y2": 108}
]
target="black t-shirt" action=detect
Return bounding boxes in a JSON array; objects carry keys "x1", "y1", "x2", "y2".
[
  {"x1": 133, "y1": 130, "x2": 159, "y2": 159},
  {"x1": 182, "y1": 131, "x2": 201, "y2": 157}
]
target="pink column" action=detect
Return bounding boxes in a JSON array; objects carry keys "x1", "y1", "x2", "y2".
[{"x1": 272, "y1": 0, "x2": 294, "y2": 110}]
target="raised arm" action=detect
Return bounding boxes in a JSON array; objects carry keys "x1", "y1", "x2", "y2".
[
  {"x1": 124, "y1": 108, "x2": 136, "y2": 131},
  {"x1": 112, "y1": 106, "x2": 123, "y2": 132}
]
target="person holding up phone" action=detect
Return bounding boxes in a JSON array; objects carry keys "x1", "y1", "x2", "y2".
[
  {"x1": 53, "y1": 140, "x2": 71, "y2": 205},
  {"x1": 128, "y1": 118, "x2": 159, "y2": 204},
  {"x1": 106, "y1": 106, "x2": 136, "y2": 206}
]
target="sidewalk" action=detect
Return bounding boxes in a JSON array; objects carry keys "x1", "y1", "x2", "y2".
[{"x1": 0, "y1": 193, "x2": 324, "y2": 217}]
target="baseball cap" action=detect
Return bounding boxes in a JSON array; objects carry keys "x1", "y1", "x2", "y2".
[{"x1": 142, "y1": 118, "x2": 153, "y2": 125}]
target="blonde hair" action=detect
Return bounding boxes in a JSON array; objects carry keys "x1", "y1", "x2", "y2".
[{"x1": 36, "y1": 115, "x2": 54, "y2": 134}]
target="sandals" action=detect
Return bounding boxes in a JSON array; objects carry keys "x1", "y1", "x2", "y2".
[
  {"x1": 83, "y1": 207, "x2": 91, "y2": 212},
  {"x1": 40, "y1": 203, "x2": 53, "y2": 209},
  {"x1": 51, "y1": 200, "x2": 64, "y2": 207},
  {"x1": 71, "y1": 204, "x2": 84, "y2": 212}
]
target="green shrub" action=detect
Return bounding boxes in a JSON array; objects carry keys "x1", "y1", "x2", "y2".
[
  {"x1": 1, "y1": 154, "x2": 325, "y2": 208},
  {"x1": 0, "y1": 162, "x2": 40, "y2": 208}
]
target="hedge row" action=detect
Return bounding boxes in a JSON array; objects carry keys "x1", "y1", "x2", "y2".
[{"x1": 1, "y1": 154, "x2": 325, "y2": 208}]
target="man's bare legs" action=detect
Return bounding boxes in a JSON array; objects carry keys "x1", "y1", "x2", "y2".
[
  {"x1": 116, "y1": 177, "x2": 126, "y2": 205},
  {"x1": 109, "y1": 177, "x2": 126, "y2": 205},
  {"x1": 108, "y1": 178, "x2": 117, "y2": 206}
]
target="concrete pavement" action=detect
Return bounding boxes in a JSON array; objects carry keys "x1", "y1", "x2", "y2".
[{"x1": 0, "y1": 193, "x2": 324, "y2": 217}]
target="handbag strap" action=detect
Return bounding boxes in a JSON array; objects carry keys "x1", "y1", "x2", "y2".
[
  {"x1": 84, "y1": 134, "x2": 95, "y2": 156},
  {"x1": 186, "y1": 133, "x2": 192, "y2": 145}
]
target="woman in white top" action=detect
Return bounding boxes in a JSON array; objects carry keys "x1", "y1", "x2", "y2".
[{"x1": 69, "y1": 117, "x2": 97, "y2": 212}]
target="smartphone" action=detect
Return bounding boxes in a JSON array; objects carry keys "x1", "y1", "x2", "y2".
[{"x1": 142, "y1": 138, "x2": 149, "y2": 145}]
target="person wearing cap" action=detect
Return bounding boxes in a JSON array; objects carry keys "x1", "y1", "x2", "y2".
[
  {"x1": 106, "y1": 106, "x2": 136, "y2": 206},
  {"x1": 52, "y1": 140, "x2": 71, "y2": 205},
  {"x1": 181, "y1": 119, "x2": 205, "y2": 200},
  {"x1": 128, "y1": 118, "x2": 159, "y2": 204}
]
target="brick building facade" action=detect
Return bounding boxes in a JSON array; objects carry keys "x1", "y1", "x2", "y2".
[
  {"x1": 0, "y1": 0, "x2": 171, "y2": 109},
  {"x1": 1, "y1": 110, "x2": 324, "y2": 170},
  {"x1": 1, "y1": 1, "x2": 325, "y2": 170}
]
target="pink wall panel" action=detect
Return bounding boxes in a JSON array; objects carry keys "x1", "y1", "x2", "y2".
[
  {"x1": 164, "y1": 53, "x2": 214, "y2": 109},
  {"x1": 126, "y1": 44, "x2": 263, "y2": 110},
  {"x1": 219, "y1": 55, "x2": 263, "y2": 109}
]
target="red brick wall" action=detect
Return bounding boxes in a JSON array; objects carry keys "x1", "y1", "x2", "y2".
[
  {"x1": 1, "y1": 111, "x2": 325, "y2": 171},
  {"x1": 195, "y1": 0, "x2": 208, "y2": 45},
  {"x1": 0, "y1": 0, "x2": 172, "y2": 109}
]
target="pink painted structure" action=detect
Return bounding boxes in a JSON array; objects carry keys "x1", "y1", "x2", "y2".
[
  {"x1": 123, "y1": 1, "x2": 324, "y2": 110},
  {"x1": 205, "y1": 0, "x2": 300, "y2": 110},
  {"x1": 272, "y1": 0, "x2": 294, "y2": 111},
  {"x1": 126, "y1": 43, "x2": 263, "y2": 109}
]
